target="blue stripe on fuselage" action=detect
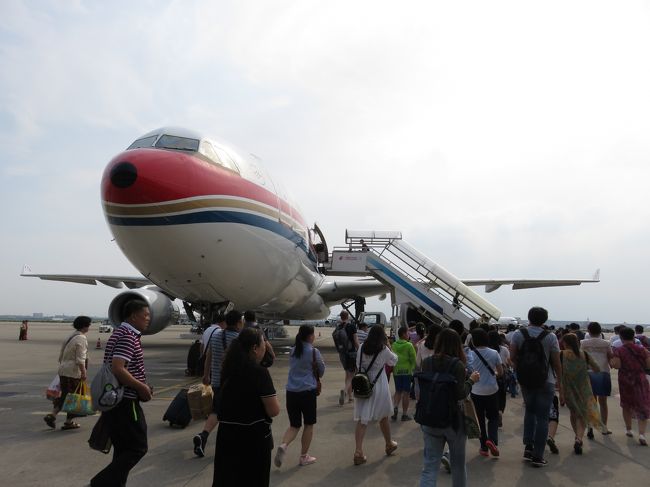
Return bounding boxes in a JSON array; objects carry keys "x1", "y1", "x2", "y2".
[
  {"x1": 107, "y1": 210, "x2": 317, "y2": 266},
  {"x1": 366, "y1": 255, "x2": 444, "y2": 314}
]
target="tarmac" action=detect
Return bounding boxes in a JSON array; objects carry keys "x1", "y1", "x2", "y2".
[{"x1": 0, "y1": 322, "x2": 648, "y2": 486}]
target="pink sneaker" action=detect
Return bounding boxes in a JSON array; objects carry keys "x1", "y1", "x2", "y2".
[{"x1": 299, "y1": 454, "x2": 317, "y2": 466}]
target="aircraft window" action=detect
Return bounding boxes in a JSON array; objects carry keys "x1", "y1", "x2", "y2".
[
  {"x1": 155, "y1": 134, "x2": 200, "y2": 152},
  {"x1": 126, "y1": 135, "x2": 158, "y2": 150},
  {"x1": 199, "y1": 140, "x2": 219, "y2": 163},
  {"x1": 214, "y1": 146, "x2": 240, "y2": 172}
]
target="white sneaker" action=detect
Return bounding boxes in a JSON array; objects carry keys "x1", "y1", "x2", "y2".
[
  {"x1": 299, "y1": 454, "x2": 317, "y2": 466},
  {"x1": 274, "y1": 445, "x2": 286, "y2": 468}
]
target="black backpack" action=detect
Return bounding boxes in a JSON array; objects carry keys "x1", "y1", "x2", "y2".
[
  {"x1": 515, "y1": 329, "x2": 550, "y2": 389},
  {"x1": 351, "y1": 350, "x2": 382, "y2": 399},
  {"x1": 333, "y1": 324, "x2": 352, "y2": 355},
  {"x1": 414, "y1": 356, "x2": 459, "y2": 429}
]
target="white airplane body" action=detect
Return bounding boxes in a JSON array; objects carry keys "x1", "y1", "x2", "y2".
[{"x1": 22, "y1": 127, "x2": 599, "y2": 334}]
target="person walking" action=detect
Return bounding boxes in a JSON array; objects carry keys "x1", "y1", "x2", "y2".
[
  {"x1": 352, "y1": 325, "x2": 398, "y2": 465},
  {"x1": 559, "y1": 333, "x2": 602, "y2": 454},
  {"x1": 418, "y1": 328, "x2": 480, "y2": 487},
  {"x1": 611, "y1": 326, "x2": 650, "y2": 445},
  {"x1": 91, "y1": 300, "x2": 153, "y2": 487},
  {"x1": 580, "y1": 322, "x2": 614, "y2": 437},
  {"x1": 391, "y1": 326, "x2": 417, "y2": 421},
  {"x1": 468, "y1": 328, "x2": 503, "y2": 457},
  {"x1": 274, "y1": 325, "x2": 325, "y2": 468},
  {"x1": 19, "y1": 320, "x2": 29, "y2": 340},
  {"x1": 212, "y1": 327, "x2": 280, "y2": 486},
  {"x1": 192, "y1": 310, "x2": 243, "y2": 457},
  {"x1": 333, "y1": 310, "x2": 359, "y2": 405},
  {"x1": 510, "y1": 307, "x2": 562, "y2": 467},
  {"x1": 44, "y1": 316, "x2": 91, "y2": 430}
]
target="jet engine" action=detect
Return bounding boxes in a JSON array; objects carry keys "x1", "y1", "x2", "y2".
[{"x1": 107, "y1": 288, "x2": 180, "y2": 335}]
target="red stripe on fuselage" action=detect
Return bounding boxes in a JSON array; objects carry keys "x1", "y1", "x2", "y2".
[{"x1": 101, "y1": 148, "x2": 307, "y2": 228}]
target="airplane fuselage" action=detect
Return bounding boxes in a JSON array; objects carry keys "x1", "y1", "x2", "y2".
[{"x1": 101, "y1": 128, "x2": 329, "y2": 319}]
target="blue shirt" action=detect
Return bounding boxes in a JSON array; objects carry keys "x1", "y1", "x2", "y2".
[
  {"x1": 467, "y1": 346, "x2": 502, "y2": 396},
  {"x1": 286, "y1": 342, "x2": 325, "y2": 392}
]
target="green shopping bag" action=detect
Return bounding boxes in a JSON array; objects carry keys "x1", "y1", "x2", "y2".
[{"x1": 62, "y1": 381, "x2": 95, "y2": 416}]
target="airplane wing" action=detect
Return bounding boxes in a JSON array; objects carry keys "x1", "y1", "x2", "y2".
[
  {"x1": 21, "y1": 265, "x2": 151, "y2": 289},
  {"x1": 317, "y1": 279, "x2": 390, "y2": 305},
  {"x1": 461, "y1": 269, "x2": 600, "y2": 293}
]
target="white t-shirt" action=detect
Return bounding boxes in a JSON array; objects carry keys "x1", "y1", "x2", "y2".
[
  {"x1": 580, "y1": 336, "x2": 612, "y2": 372},
  {"x1": 468, "y1": 346, "x2": 502, "y2": 396}
]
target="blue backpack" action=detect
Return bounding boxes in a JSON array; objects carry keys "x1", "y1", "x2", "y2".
[{"x1": 414, "y1": 356, "x2": 459, "y2": 429}]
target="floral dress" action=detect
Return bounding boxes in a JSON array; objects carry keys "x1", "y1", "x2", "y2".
[
  {"x1": 561, "y1": 350, "x2": 602, "y2": 427},
  {"x1": 614, "y1": 343, "x2": 650, "y2": 420}
]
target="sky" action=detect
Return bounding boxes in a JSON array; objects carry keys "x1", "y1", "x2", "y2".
[{"x1": 1, "y1": 1, "x2": 649, "y2": 323}]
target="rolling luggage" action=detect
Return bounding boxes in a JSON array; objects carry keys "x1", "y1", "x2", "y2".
[{"x1": 163, "y1": 388, "x2": 192, "y2": 428}]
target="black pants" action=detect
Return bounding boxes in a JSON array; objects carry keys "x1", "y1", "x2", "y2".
[
  {"x1": 213, "y1": 422, "x2": 272, "y2": 487},
  {"x1": 471, "y1": 392, "x2": 499, "y2": 450},
  {"x1": 91, "y1": 399, "x2": 148, "y2": 487}
]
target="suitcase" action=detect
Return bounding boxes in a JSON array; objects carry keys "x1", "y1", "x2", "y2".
[
  {"x1": 163, "y1": 388, "x2": 192, "y2": 428},
  {"x1": 186, "y1": 341, "x2": 203, "y2": 376}
]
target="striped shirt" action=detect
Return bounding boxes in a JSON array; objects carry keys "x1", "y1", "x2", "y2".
[
  {"x1": 104, "y1": 322, "x2": 146, "y2": 400},
  {"x1": 209, "y1": 328, "x2": 239, "y2": 388}
]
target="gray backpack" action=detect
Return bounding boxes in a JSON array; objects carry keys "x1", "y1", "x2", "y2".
[{"x1": 91, "y1": 363, "x2": 124, "y2": 412}]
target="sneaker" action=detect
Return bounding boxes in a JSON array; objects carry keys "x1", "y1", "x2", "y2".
[
  {"x1": 274, "y1": 445, "x2": 287, "y2": 468},
  {"x1": 485, "y1": 439, "x2": 500, "y2": 457},
  {"x1": 193, "y1": 434, "x2": 205, "y2": 457},
  {"x1": 440, "y1": 453, "x2": 451, "y2": 473},
  {"x1": 299, "y1": 454, "x2": 317, "y2": 466},
  {"x1": 601, "y1": 427, "x2": 612, "y2": 435},
  {"x1": 401, "y1": 414, "x2": 412, "y2": 421},
  {"x1": 531, "y1": 457, "x2": 548, "y2": 467},
  {"x1": 479, "y1": 448, "x2": 489, "y2": 457},
  {"x1": 339, "y1": 390, "x2": 345, "y2": 406},
  {"x1": 587, "y1": 428, "x2": 594, "y2": 440},
  {"x1": 391, "y1": 407, "x2": 398, "y2": 421},
  {"x1": 639, "y1": 435, "x2": 648, "y2": 446},
  {"x1": 626, "y1": 430, "x2": 634, "y2": 438},
  {"x1": 546, "y1": 437, "x2": 559, "y2": 455},
  {"x1": 523, "y1": 446, "x2": 533, "y2": 461}
]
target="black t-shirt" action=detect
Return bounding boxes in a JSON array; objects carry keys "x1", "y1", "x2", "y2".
[{"x1": 219, "y1": 361, "x2": 276, "y2": 425}]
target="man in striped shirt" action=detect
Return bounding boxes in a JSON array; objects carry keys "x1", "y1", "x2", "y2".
[
  {"x1": 91, "y1": 300, "x2": 152, "y2": 487},
  {"x1": 192, "y1": 310, "x2": 243, "y2": 457}
]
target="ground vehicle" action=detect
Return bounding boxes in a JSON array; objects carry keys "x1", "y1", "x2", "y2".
[{"x1": 98, "y1": 320, "x2": 112, "y2": 333}]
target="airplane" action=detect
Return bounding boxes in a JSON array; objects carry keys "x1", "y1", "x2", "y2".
[{"x1": 21, "y1": 127, "x2": 600, "y2": 334}]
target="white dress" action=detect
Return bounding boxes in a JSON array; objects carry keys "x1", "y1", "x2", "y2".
[{"x1": 353, "y1": 346, "x2": 398, "y2": 424}]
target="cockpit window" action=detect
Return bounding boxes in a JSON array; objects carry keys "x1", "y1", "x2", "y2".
[
  {"x1": 126, "y1": 135, "x2": 158, "y2": 150},
  {"x1": 199, "y1": 140, "x2": 240, "y2": 173},
  {"x1": 155, "y1": 134, "x2": 200, "y2": 152}
]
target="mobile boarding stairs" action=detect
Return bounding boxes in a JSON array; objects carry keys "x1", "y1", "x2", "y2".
[{"x1": 322, "y1": 230, "x2": 501, "y2": 327}]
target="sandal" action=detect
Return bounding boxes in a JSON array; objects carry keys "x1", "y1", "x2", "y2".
[
  {"x1": 44, "y1": 414, "x2": 56, "y2": 429},
  {"x1": 385, "y1": 440, "x2": 398, "y2": 456},
  {"x1": 61, "y1": 422, "x2": 80, "y2": 430},
  {"x1": 353, "y1": 452, "x2": 367, "y2": 465}
]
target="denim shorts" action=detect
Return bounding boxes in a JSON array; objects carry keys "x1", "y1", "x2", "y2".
[{"x1": 394, "y1": 374, "x2": 412, "y2": 392}]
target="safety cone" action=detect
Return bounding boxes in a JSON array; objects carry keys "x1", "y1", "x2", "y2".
[{"x1": 96, "y1": 337, "x2": 102, "y2": 349}]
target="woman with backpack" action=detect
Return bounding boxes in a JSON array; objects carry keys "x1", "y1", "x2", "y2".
[
  {"x1": 559, "y1": 333, "x2": 602, "y2": 454},
  {"x1": 274, "y1": 325, "x2": 325, "y2": 468},
  {"x1": 611, "y1": 326, "x2": 650, "y2": 445},
  {"x1": 468, "y1": 328, "x2": 503, "y2": 457},
  {"x1": 418, "y1": 328, "x2": 480, "y2": 487},
  {"x1": 352, "y1": 325, "x2": 398, "y2": 465}
]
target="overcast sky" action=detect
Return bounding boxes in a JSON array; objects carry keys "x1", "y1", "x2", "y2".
[{"x1": 1, "y1": 1, "x2": 649, "y2": 323}]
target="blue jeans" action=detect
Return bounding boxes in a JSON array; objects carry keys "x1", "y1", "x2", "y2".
[
  {"x1": 420, "y1": 424, "x2": 466, "y2": 487},
  {"x1": 521, "y1": 382, "x2": 555, "y2": 459}
]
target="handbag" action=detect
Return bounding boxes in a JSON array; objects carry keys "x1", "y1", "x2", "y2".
[
  {"x1": 88, "y1": 413, "x2": 112, "y2": 454},
  {"x1": 91, "y1": 362, "x2": 124, "y2": 412},
  {"x1": 312, "y1": 349, "x2": 322, "y2": 396},
  {"x1": 62, "y1": 381, "x2": 95, "y2": 416},
  {"x1": 462, "y1": 396, "x2": 481, "y2": 439},
  {"x1": 46, "y1": 375, "x2": 61, "y2": 401}
]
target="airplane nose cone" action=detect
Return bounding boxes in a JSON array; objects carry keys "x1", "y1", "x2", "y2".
[{"x1": 110, "y1": 161, "x2": 138, "y2": 188}]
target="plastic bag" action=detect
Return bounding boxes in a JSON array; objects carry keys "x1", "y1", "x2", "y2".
[
  {"x1": 62, "y1": 381, "x2": 95, "y2": 416},
  {"x1": 187, "y1": 383, "x2": 213, "y2": 420},
  {"x1": 46, "y1": 375, "x2": 61, "y2": 401}
]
